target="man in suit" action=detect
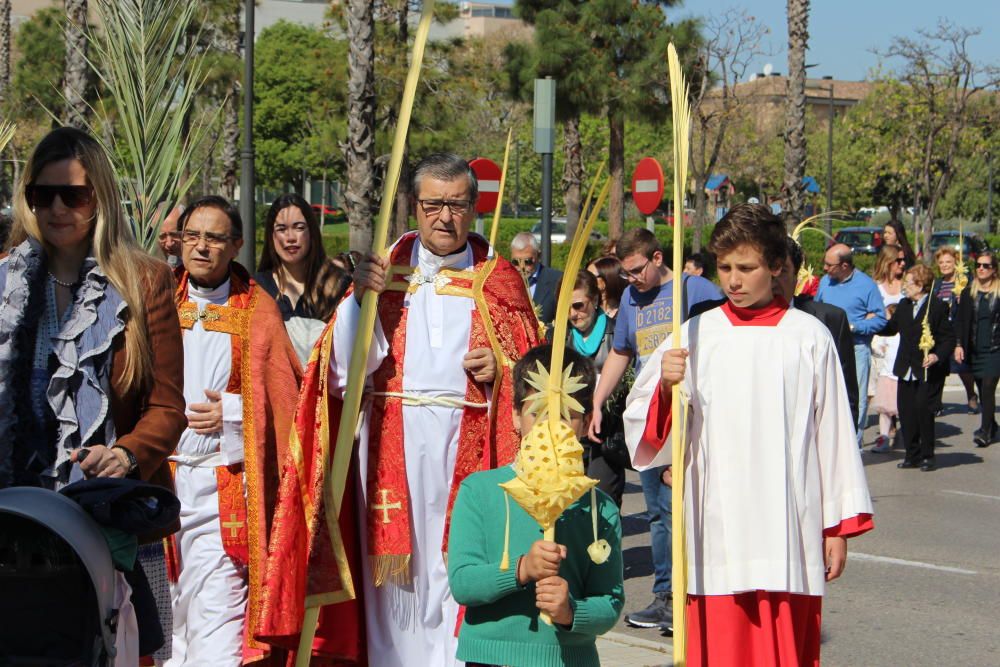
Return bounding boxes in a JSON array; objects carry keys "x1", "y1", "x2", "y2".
[
  {"x1": 510, "y1": 231, "x2": 562, "y2": 327},
  {"x1": 689, "y1": 237, "x2": 859, "y2": 425},
  {"x1": 881, "y1": 264, "x2": 955, "y2": 471}
]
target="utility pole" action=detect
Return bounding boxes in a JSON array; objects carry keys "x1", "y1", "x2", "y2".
[{"x1": 238, "y1": 0, "x2": 256, "y2": 271}]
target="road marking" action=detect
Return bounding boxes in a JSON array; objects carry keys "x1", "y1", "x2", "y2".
[
  {"x1": 634, "y1": 179, "x2": 660, "y2": 193},
  {"x1": 941, "y1": 489, "x2": 1000, "y2": 502},
  {"x1": 851, "y1": 552, "x2": 977, "y2": 576}
]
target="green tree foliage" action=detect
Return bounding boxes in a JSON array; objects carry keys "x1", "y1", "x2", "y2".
[{"x1": 253, "y1": 20, "x2": 348, "y2": 192}]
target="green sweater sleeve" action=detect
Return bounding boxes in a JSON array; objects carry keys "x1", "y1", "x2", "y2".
[
  {"x1": 562, "y1": 496, "x2": 625, "y2": 637},
  {"x1": 448, "y1": 480, "x2": 523, "y2": 606}
]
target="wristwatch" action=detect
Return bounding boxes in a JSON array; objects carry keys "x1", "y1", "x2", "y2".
[{"x1": 112, "y1": 445, "x2": 140, "y2": 479}]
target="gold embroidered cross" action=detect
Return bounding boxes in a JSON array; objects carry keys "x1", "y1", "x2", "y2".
[
  {"x1": 373, "y1": 489, "x2": 402, "y2": 524},
  {"x1": 222, "y1": 513, "x2": 244, "y2": 538}
]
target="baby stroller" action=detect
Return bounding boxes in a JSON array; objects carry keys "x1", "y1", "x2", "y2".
[{"x1": 0, "y1": 486, "x2": 118, "y2": 666}]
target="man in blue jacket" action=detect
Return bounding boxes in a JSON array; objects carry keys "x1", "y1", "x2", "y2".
[{"x1": 816, "y1": 243, "x2": 887, "y2": 447}]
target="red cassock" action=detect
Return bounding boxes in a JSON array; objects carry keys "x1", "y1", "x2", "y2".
[{"x1": 255, "y1": 233, "x2": 541, "y2": 664}]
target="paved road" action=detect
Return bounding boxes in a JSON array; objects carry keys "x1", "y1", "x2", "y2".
[{"x1": 605, "y1": 382, "x2": 1000, "y2": 666}]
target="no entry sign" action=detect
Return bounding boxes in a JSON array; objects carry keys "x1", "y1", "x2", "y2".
[
  {"x1": 469, "y1": 157, "x2": 502, "y2": 214},
  {"x1": 631, "y1": 157, "x2": 664, "y2": 216}
]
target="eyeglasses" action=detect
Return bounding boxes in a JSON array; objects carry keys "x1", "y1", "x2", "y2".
[
  {"x1": 893, "y1": 258, "x2": 907, "y2": 265},
  {"x1": 570, "y1": 301, "x2": 589, "y2": 311},
  {"x1": 619, "y1": 259, "x2": 651, "y2": 280},
  {"x1": 977, "y1": 262, "x2": 994, "y2": 269},
  {"x1": 417, "y1": 199, "x2": 472, "y2": 216},
  {"x1": 26, "y1": 184, "x2": 94, "y2": 209},
  {"x1": 511, "y1": 257, "x2": 536, "y2": 268},
  {"x1": 181, "y1": 229, "x2": 239, "y2": 248},
  {"x1": 158, "y1": 231, "x2": 181, "y2": 242},
  {"x1": 822, "y1": 261, "x2": 842, "y2": 268}
]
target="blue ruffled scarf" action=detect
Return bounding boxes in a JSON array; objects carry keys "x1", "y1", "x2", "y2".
[{"x1": 0, "y1": 238, "x2": 127, "y2": 488}]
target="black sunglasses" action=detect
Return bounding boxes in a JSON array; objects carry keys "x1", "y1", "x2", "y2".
[
  {"x1": 26, "y1": 184, "x2": 94, "y2": 209},
  {"x1": 976, "y1": 262, "x2": 994, "y2": 269}
]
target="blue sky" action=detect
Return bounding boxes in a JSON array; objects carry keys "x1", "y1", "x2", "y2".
[{"x1": 498, "y1": 1, "x2": 1000, "y2": 83}]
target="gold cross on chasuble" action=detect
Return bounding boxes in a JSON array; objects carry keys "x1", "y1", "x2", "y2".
[
  {"x1": 177, "y1": 301, "x2": 252, "y2": 336},
  {"x1": 222, "y1": 513, "x2": 244, "y2": 538},
  {"x1": 373, "y1": 489, "x2": 403, "y2": 524},
  {"x1": 384, "y1": 265, "x2": 477, "y2": 298}
]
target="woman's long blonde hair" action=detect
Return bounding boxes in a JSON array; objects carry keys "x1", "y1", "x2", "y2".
[
  {"x1": 971, "y1": 250, "x2": 1000, "y2": 301},
  {"x1": 872, "y1": 243, "x2": 903, "y2": 284},
  {"x1": 7, "y1": 127, "x2": 155, "y2": 393}
]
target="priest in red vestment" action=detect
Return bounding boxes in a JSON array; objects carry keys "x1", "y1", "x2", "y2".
[
  {"x1": 165, "y1": 196, "x2": 301, "y2": 666},
  {"x1": 623, "y1": 204, "x2": 873, "y2": 667},
  {"x1": 257, "y1": 154, "x2": 541, "y2": 665}
]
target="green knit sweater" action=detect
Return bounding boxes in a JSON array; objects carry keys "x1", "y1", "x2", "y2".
[{"x1": 447, "y1": 466, "x2": 624, "y2": 667}]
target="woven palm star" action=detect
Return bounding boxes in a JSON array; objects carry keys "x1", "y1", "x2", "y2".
[{"x1": 521, "y1": 360, "x2": 587, "y2": 422}]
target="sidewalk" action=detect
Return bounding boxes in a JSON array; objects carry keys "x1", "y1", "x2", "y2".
[{"x1": 596, "y1": 631, "x2": 672, "y2": 666}]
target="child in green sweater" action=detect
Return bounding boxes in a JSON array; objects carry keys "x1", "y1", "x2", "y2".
[{"x1": 447, "y1": 344, "x2": 624, "y2": 667}]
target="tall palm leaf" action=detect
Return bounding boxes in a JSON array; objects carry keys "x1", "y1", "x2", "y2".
[
  {"x1": 783, "y1": 0, "x2": 809, "y2": 226},
  {"x1": 82, "y1": 0, "x2": 218, "y2": 251},
  {"x1": 0, "y1": 121, "x2": 14, "y2": 154}
]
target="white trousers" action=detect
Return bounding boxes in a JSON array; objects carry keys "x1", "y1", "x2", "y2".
[{"x1": 164, "y1": 465, "x2": 247, "y2": 667}]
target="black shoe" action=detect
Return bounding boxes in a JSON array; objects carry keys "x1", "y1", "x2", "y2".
[
  {"x1": 897, "y1": 460, "x2": 920, "y2": 469},
  {"x1": 974, "y1": 429, "x2": 989, "y2": 447},
  {"x1": 920, "y1": 458, "x2": 936, "y2": 471},
  {"x1": 659, "y1": 620, "x2": 674, "y2": 636},
  {"x1": 625, "y1": 591, "x2": 672, "y2": 628}
]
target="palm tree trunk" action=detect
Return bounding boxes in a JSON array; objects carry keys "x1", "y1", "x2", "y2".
[
  {"x1": 608, "y1": 107, "x2": 625, "y2": 241},
  {"x1": 63, "y1": 0, "x2": 89, "y2": 129},
  {"x1": 345, "y1": 0, "x2": 376, "y2": 253},
  {"x1": 783, "y1": 0, "x2": 809, "y2": 227},
  {"x1": 562, "y1": 115, "x2": 583, "y2": 242},
  {"x1": 0, "y1": 0, "x2": 10, "y2": 104}
]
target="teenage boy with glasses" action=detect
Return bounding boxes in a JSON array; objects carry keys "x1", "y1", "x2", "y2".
[{"x1": 587, "y1": 227, "x2": 720, "y2": 633}]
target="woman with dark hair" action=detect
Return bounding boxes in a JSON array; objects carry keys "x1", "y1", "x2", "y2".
[
  {"x1": 954, "y1": 250, "x2": 1000, "y2": 446},
  {"x1": 567, "y1": 269, "x2": 627, "y2": 505},
  {"x1": 882, "y1": 220, "x2": 917, "y2": 267},
  {"x1": 256, "y1": 193, "x2": 350, "y2": 364},
  {"x1": 587, "y1": 255, "x2": 626, "y2": 318}
]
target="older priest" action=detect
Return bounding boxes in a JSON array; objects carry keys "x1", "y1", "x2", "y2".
[
  {"x1": 165, "y1": 196, "x2": 301, "y2": 666},
  {"x1": 258, "y1": 154, "x2": 541, "y2": 665}
]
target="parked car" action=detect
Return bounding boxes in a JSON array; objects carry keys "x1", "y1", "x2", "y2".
[
  {"x1": 530, "y1": 217, "x2": 607, "y2": 245},
  {"x1": 928, "y1": 231, "x2": 989, "y2": 261},
  {"x1": 833, "y1": 226, "x2": 883, "y2": 255},
  {"x1": 311, "y1": 203, "x2": 346, "y2": 222}
]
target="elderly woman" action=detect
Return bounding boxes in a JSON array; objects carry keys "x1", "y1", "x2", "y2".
[
  {"x1": 882, "y1": 264, "x2": 955, "y2": 471},
  {"x1": 566, "y1": 270, "x2": 627, "y2": 505},
  {"x1": 954, "y1": 251, "x2": 1000, "y2": 446},
  {"x1": 255, "y1": 193, "x2": 350, "y2": 364},
  {"x1": 0, "y1": 126, "x2": 185, "y2": 489}
]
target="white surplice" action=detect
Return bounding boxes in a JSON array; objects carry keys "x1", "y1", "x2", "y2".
[
  {"x1": 623, "y1": 306, "x2": 873, "y2": 597},
  {"x1": 165, "y1": 279, "x2": 248, "y2": 667},
  {"x1": 330, "y1": 241, "x2": 479, "y2": 667}
]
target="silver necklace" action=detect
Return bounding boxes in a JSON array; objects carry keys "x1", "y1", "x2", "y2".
[{"x1": 48, "y1": 271, "x2": 79, "y2": 289}]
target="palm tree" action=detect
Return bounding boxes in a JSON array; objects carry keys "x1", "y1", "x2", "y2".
[
  {"x1": 345, "y1": 0, "x2": 376, "y2": 252},
  {"x1": 0, "y1": 0, "x2": 10, "y2": 104},
  {"x1": 783, "y1": 0, "x2": 810, "y2": 226},
  {"x1": 63, "y1": 0, "x2": 89, "y2": 129},
  {"x1": 220, "y1": 2, "x2": 240, "y2": 201}
]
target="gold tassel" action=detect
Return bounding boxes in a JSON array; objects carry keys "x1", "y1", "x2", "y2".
[
  {"x1": 500, "y1": 491, "x2": 511, "y2": 570},
  {"x1": 371, "y1": 555, "x2": 412, "y2": 587}
]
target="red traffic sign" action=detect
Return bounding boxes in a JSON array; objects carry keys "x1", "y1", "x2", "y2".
[
  {"x1": 631, "y1": 157, "x2": 664, "y2": 215},
  {"x1": 469, "y1": 157, "x2": 502, "y2": 214}
]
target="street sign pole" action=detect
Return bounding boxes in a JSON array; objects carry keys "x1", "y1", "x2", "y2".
[
  {"x1": 238, "y1": 0, "x2": 255, "y2": 271},
  {"x1": 646, "y1": 215, "x2": 655, "y2": 232},
  {"x1": 534, "y1": 78, "x2": 556, "y2": 267}
]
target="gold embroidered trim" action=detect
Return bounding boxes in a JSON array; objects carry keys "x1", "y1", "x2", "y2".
[{"x1": 371, "y1": 554, "x2": 412, "y2": 587}]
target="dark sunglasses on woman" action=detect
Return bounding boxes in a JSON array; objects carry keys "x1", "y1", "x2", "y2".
[{"x1": 25, "y1": 184, "x2": 95, "y2": 210}]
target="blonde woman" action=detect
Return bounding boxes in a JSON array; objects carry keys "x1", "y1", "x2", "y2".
[
  {"x1": 933, "y1": 247, "x2": 978, "y2": 413},
  {"x1": 0, "y1": 126, "x2": 185, "y2": 486},
  {"x1": 955, "y1": 251, "x2": 1000, "y2": 446},
  {"x1": 872, "y1": 243, "x2": 906, "y2": 309}
]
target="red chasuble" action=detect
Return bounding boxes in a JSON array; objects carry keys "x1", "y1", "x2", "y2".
[
  {"x1": 171, "y1": 264, "x2": 302, "y2": 665},
  {"x1": 256, "y1": 233, "x2": 541, "y2": 663}
]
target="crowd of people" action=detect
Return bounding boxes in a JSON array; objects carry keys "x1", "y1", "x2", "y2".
[{"x1": 0, "y1": 127, "x2": 987, "y2": 667}]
